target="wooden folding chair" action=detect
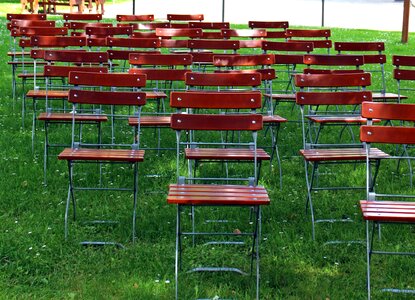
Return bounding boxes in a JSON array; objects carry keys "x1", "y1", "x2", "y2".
[
  {"x1": 156, "y1": 28, "x2": 203, "y2": 50},
  {"x1": 212, "y1": 54, "x2": 287, "y2": 184},
  {"x1": 286, "y1": 28, "x2": 332, "y2": 53},
  {"x1": 295, "y1": 73, "x2": 389, "y2": 241},
  {"x1": 128, "y1": 53, "x2": 192, "y2": 151},
  {"x1": 248, "y1": 20, "x2": 289, "y2": 40},
  {"x1": 360, "y1": 101, "x2": 415, "y2": 298},
  {"x1": 221, "y1": 29, "x2": 266, "y2": 50},
  {"x1": 58, "y1": 72, "x2": 147, "y2": 246},
  {"x1": 168, "y1": 73, "x2": 270, "y2": 299}
]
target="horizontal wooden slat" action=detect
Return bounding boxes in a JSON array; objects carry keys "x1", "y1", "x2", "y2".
[
  {"x1": 38, "y1": 113, "x2": 107, "y2": 122},
  {"x1": 185, "y1": 148, "x2": 270, "y2": 160},
  {"x1": 300, "y1": 148, "x2": 389, "y2": 161},
  {"x1": 168, "y1": 184, "x2": 270, "y2": 205},
  {"x1": 58, "y1": 148, "x2": 144, "y2": 162}
]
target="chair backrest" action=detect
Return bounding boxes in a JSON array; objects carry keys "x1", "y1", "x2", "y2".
[
  {"x1": 44, "y1": 49, "x2": 108, "y2": 64},
  {"x1": 167, "y1": 14, "x2": 204, "y2": 22},
  {"x1": 129, "y1": 53, "x2": 192, "y2": 68},
  {"x1": 8, "y1": 19, "x2": 55, "y2": 31},
  {"x1": 335, "y1": 42, "x2": 387, "y2": 93},
  {"x1": 65, "y1": 22, "x2": 112, "y2": 31},
  {"x1": 67, "y1": 72, "x2": 147, "y2": 147},
  {"x1": 295, "y1": 72, "x2": 372, "y2": 148},
  {"x1": 248, "y1": 21, "x2": 289, "y2": 39},
  {"x1": 155, "y1": 28, "x2": 203, "y2": 39},
  {"x1": 7, "y1": 13, "x2": 47, "y2": 21},
  {"x1": 30, "y1": 36, "x2": 87, "y2": 48},
  {"x1": 107, "y1": 37, "x2": 161, "y2": 49},
  {"x1": 85, "y1": 26, "x2": 133, "y2": 37},
  {"x1": 185, "y1": 71, "x2": 261, "y2": 89},
  {"x1": 18, "y1": 26, "x2": 68, "y2": 37},
  {"x1": 303, "y1": 54, "x2": 365, "y2": 74},
  {"x1": 188, "y1": 21, "x2": 229, "y2": 29},
  {"x1": 393, "y1": 55, "x2": 415, "y2": 102},
  {"x1": 62, "y1": 13, "x2": 102, "y2": 22},
  {"x1": 116, "y1": 14, "x2": 155, "y2": 22},
  {"x1": 286, "y1": 28, "x2": 332, "y2": 51},
  {"x1": 221, "y1": 29, "x2": 266, "y2": 49}
]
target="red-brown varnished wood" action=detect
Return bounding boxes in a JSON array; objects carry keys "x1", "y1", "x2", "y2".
[
  {"x1": 262, "y1": 115, "x2": 287, "y2": 123},
  {"x1": 155, "y1": 28, "x2": 203, "y2": 38},
  {"x1": 167, "y1": 14, "x2": 204, "y2": 21},
  {"x1": 189, "y1": 21, "x2": 229, "y2": 29},
  {"x1": 129, "y1": 53, "x2": 192, "y2": 66},
  {"x1": 69, "y1": 72, "x2": 146, "y2": 88},
  {"x1": 307, "y1": 116, "x2": 369, "y2": 124},
  {"x1": 107, "y1": 37, "x2": 161, "y2": 48},
  {"x1": 160, "y1": 39, "x2": 188, "y2": 48},
  {"x1": 360, "y1": 200, "x2": 415, "y2": 222},
  {"x1": 303, "y1": 54, "x2": 364, "y2": 66},
  {"x1": 295, "y1": 73, "x2": 371, "y2": 88},
  {"x1": 86, "y1": 37, "x2": 107, "y2": 47},
  {"x1": 9, "y1": 19, "x2": 55, "y2": 29},
  {"x1": 7, "y1": 13, "x2": 47, "y2": 21},
  {"x1": 286, "y1": 28, "x2": 331, "y2": 38},
  {"x1": 300, "y1": 148, "x2": 389, "y2": 162},
  {"x1": 221, "y1": 29, "x2": 266, "y2": 38},
  {"x1": 361, "y1": 102, "x2": 415, "y2": 121},
  {"x1": 213, "y1": 54, "x2": 274, "y2": 66},
  {"x1": 107, "y1": 50, "x2": 161, "y2": 60},
  {"x1": 393, "y1": 55, "x2": 415, "y2": 67},
  {"x1": 361, "y1": 126, "x2": 415, "y2": 145},
  {"x1": 38, "y1": 112, "x2": 107, "y2": 122},
  {"x1": 214, "y1": 69, "x2": 276, "y2": 81},
  {"x1": 290, "y1": 39, "x2": 332, "y2": 49},
  {"x1": 296, "y1": 91, "x2": 372, "y2": 105},
  {"x1": 185, "y1": 72, "x2": 261, "y2": 87},
  {"x1": 274, "y1": 54, "x2": 304, "y2": 65},
  {"x1": 335, "y1": 42, "x2": 385, "y2": 52},
  {"x1": 170, "y1": 91, "x2": 262, "y2": 109},
  {"x1": 26, "y1": 90, "x2": 68, "y2": 99},
  {"x1": 58, "y1": 148, "x2": 144, "y2": 162},
  {"x1": 200, "y1": 31, "x2": 224, "y2": 39},
  {"x1": 131, "y1": 31, "x2": 158, "y2": 38},
  {"x1": 262, "y1": 41, "x2": 314, "y2": 52},
  {"x1": 44, "y1": 50, "x2": 108, "y2": 63},
  {"x1": 167, "y1": 184, "x2": 270, "y2": 205},
  {"x1": 66, "y1": 22, "x2": 112, "y2": 30},
  {"x1": 19, "y1": 26, "x2": 68, "y2": 36},
  {"x1": 44, "y1": 65, "x2": 107, "y2": 77},
  {"x1": 128, "y1": 116, "x2": 171, "y2": 127},
  {"x1": 85, "y1": 26, "x2": 133, "y2": 37},
  {"x1": 30, "y1": 36, "x2": 86, "y2": 47},
  {"x1": 249, "y1": 21, "x2": 289, "y2": 29},
  {"x1": 68, "y1": 90, "x2": 146, "y2": 106},
  {"x1": 188, "y1": 39, "x2": 240, "y2": 50},
  {"x1": 136, "y1": 22, "x2": 170, "y2": 30},
  {"x1": 238, "y1": 40, "x2": 263, "y2": 48},
  {"x1": 170, "y1": 114, "x2": 263, "y2": 131},
  {"x1": 63, "y1": 13, "x2": 102, "y2": 21},
  {"x1": 185, "y1": 148, "x2": 270, "y2": 161},
  {"x1": 116, "y1": 14, "x2": 154, "y2": 22},
  {"x1": 129, "y1": 68, "x2": 190, "y2": 81},
  {"x1": 394, "y1": 69, "x2": 415, "y2": 81}
]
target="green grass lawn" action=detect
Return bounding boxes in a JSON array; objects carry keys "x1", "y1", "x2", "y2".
[{"x1": 1, "y1": 5, "x2": 415, "y2": 299}]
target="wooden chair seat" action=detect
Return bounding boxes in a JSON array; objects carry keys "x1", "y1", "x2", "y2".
[
  {"x1": 38, "y1": 112, "x2": 107, "y2": 122},
  {"x1": 360, "y1": 200, "x2": 415, "y2": 223},
  {"x1": 167, "y1": 184, "x2": 270, "y2": 205},
  {"x1": 266, "y1": 93, "x2": 295, "y2": 101},
  {"x1": 58, "y1": 148, "x2": 145, "y2": 162},
  {"x1": 300, "y1": 147, "x2": 389, "y2": 162},
  {"x1": 128, "y1": 115, "x2": 171, "y2": 127},
  {"x1": 372, "y1": 92, "x2": 407, "y2": 102},
  {"x1": 307, "y1": 115, "x2": 369, "y2": 124},
  {"x1": 185, "y1": 148, "x2": 270, "y2": 161},
  {"x1": 263, "y1": 115, "x2": 287, "y2": 123},
  {"x1": 146, "y1": 91, "x2": 167, "y2": 99},
  {"x1": 26, "y1": 89, "x2": 68, "y2": 98}
]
